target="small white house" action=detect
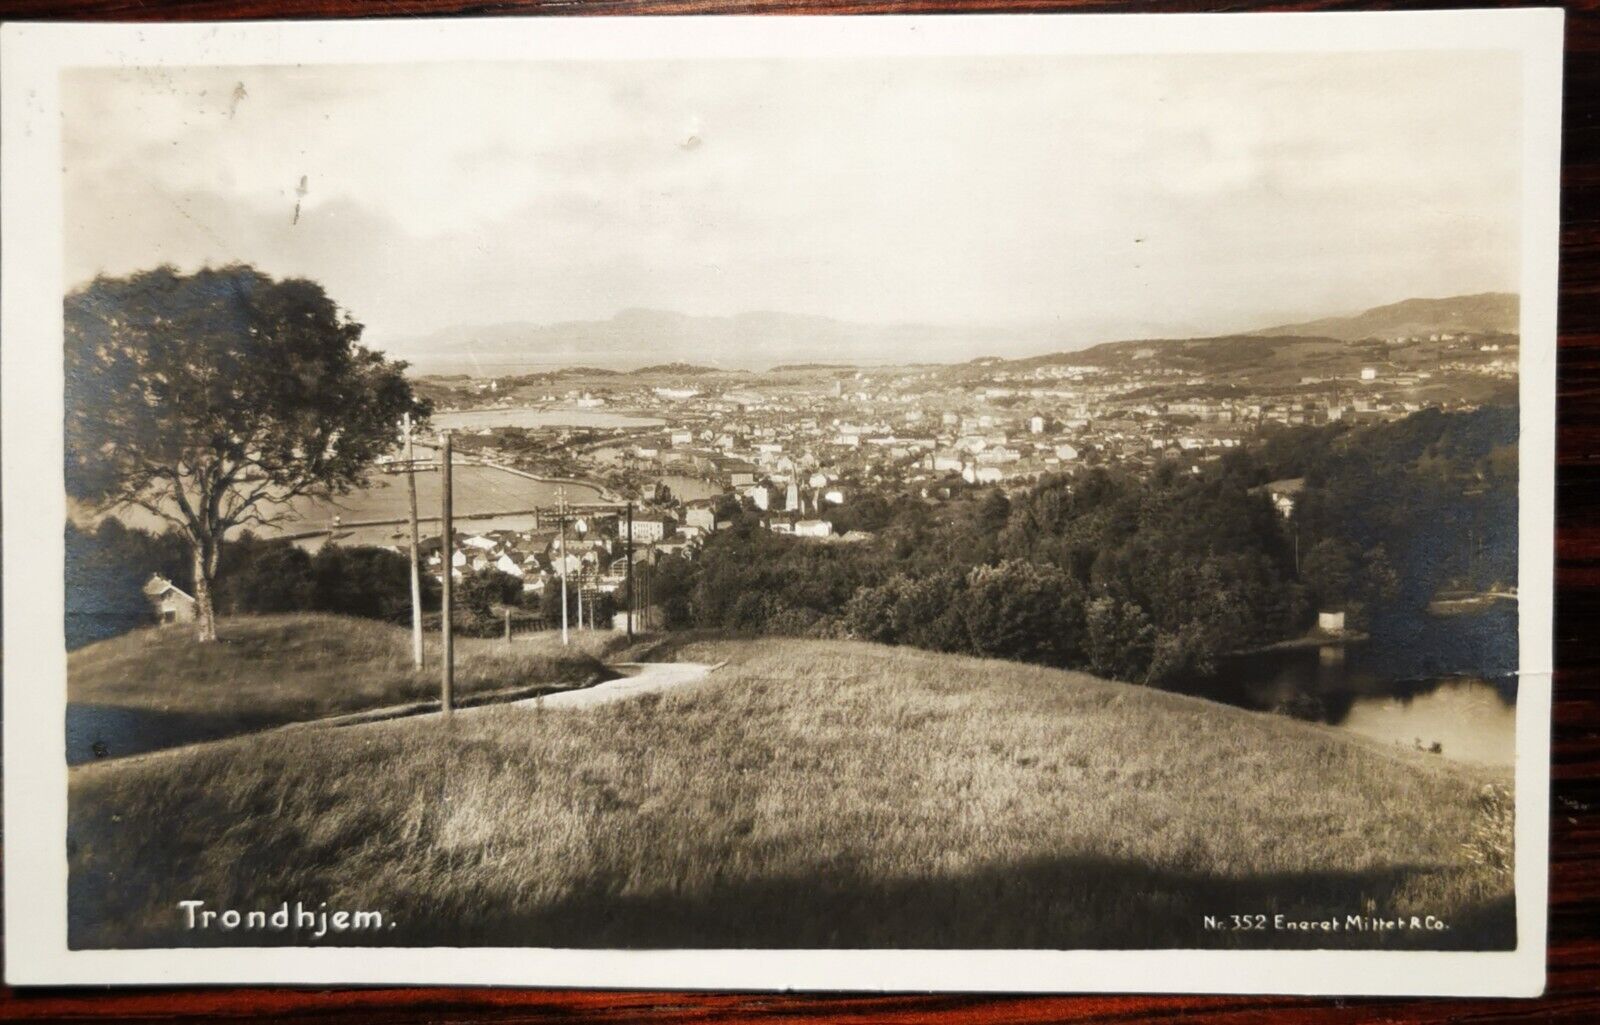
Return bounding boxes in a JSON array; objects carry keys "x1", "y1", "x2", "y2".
[{"x1": 143, "y1": 574, "x2": 197, "y2": 626}]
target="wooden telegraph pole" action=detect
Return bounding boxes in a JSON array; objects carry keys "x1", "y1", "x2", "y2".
[
  {"x1": 403, "y1": 413, "x2": 424, "y2": 669},
  {"x1": 440, "y1": 431, "x2": 455, "y2": 716},
  {"x1": 625, "y1": 501, "x2": 635, "y2": 641},
  {"x1": 640, "y1": 560, "x2": 651, "y2": 632},
  {"x1": 558, "y1": 486, "x2": 570, "y2": 646}
]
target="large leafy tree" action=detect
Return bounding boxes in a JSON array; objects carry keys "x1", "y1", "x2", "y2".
[{"x1": 65, "y1": 265, "x2": 427, "y2": 641}]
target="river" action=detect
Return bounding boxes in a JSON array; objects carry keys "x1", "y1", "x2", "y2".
[{"x1": 1173, "y1": 604, "x2": 1518, "y2": 767}]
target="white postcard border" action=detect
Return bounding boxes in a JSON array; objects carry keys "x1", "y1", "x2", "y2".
[{"x1": 1, "y1": 9, "x2": 1562, "y2": 995}]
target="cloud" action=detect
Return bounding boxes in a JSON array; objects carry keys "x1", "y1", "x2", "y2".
[{"x1": 62, "y1": 51, "x2": 1523, "y2": 353}]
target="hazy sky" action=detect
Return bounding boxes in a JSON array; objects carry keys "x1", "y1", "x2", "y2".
[{"x1": 63, "y1": 52, "x2": 1522, "y2": 355}]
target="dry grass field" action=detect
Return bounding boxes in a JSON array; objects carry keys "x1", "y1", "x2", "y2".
[
  {"x1": 67, "y1": 636, "x2": 1514, "y2": 950},
  {"x1": 67, "y1": 615, "x2": 612, "y2": 758}
]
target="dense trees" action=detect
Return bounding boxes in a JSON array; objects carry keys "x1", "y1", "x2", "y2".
[
  {"x1": 66, "y1": 520, "x2": 190, "y2": 647},
  {"x1": 215, "y1": 537, "x2": 316, "y2": 614},
  {"x1": 650, "y1": 406, "x2": 1517, "y2": 686},
  {"x1": 67, "y1": 521, "x2": 439, "y2": 647},
  {"x1": 65, "y1": 265, "x2": 427, "y2": 641},
  {"x1": 460, "y1": 568, "x2": 523, "y2": 619},
  {"x1": 311, "y1": 547, "x2": 424, "y2": 622},
  {"x1": 844, "y1": 561, "x2": 1085, "y2": 665},
  {"x1": 70, "y1": 405, "x2": 1516, "y2": 684},
  {"x1": 537, "y1": 583, "x2": 618, "y2": 633},
  {"x1": 652, "y1": 518, "x2": 886, "y2": 634}
]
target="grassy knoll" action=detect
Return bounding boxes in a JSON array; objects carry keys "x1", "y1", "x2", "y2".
[
  {"x1": 68, "y1": 637, "x2": 1513, "y2": 949},
  {"x1": 67, "y1": 614, "x2": 612, "y2": 759}
]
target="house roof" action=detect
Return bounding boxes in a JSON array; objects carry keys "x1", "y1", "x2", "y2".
[{"x1": 143, "y1": 574, "x2": 195, "y2": 603}]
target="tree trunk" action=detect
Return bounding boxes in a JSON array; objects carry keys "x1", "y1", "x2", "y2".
[{"x1": 192, "y1": 545, "x2": 219, "y2": 643}]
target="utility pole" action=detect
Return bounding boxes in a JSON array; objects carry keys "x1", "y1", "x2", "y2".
[
  {"x1": 558, "y1": 486, "x2": 569, "y2": 646},
  {"x1": 403, "y1": 413, "x2": 424, "y2": 670},
  {"x1": 440, "y1": 432, "x2": 454, "y2": 716},
  {"x1": 641, "y1": 561, "x2": 651, "y2": 631},
  {"x1": 625, "y1": 501, "x2": 635, "y2": 641}
]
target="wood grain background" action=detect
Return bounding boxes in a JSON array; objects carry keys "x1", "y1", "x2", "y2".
[{"x1": 3, "y1": 1, "x2": 1596, "y2": 1020}]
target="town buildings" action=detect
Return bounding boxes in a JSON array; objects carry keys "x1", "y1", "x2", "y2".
[{"x1": 412, "y1": 328, "x2": 1516, "y2": 588}]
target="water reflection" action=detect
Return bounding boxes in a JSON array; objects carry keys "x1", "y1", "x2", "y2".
[{"x1": 1174, "y1": 606, "x2": 1518, "y2": 766}]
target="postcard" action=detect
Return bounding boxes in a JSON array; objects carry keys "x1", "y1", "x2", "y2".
[{"x1": 1, "y1": 9, "x2": 1561, "y2": 994}]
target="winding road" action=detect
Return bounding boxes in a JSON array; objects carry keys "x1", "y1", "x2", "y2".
[{"x1": 517, "y1": 661, "x2": 720, "y2": 710}]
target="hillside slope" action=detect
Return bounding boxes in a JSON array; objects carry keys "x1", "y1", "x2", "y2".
[
  {"x1": 67, "y1": 614, "x2": 612, "y2": 760},
  {"x1": 1250, "y1": 293, "x2": 1518, "y2": 341},
  {"x1": 1011, "y1": 333, "x2": 1350, "y2": 379},
  {"x1": 68, "y1": 637, "x2": 1513, "y2": 949}
]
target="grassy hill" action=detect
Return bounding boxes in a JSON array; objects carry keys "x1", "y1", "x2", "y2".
[
  {"x1": 68, "y1": 636, "x2": 1513, "y2": 950},
  {"x1": 993, "y1": 330, "x2": 1520, "y2": 402},
  {"x1": 1251, "y1": 293, "x2": 1518, "y2": 341},
  {"x1": 67, "y1": 614, "x2": 613, "y2": 760}
]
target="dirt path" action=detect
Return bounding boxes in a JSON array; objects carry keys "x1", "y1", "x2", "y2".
[
  {"x1": 71, "y1": 662, "x2": 723, "y2": 769},
  {"x1": 515, "y1": 661, "x2": 721, "y2": 710}
]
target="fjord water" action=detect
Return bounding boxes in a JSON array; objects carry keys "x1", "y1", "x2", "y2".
[
  {"x1": 1179, "y1": 605, "x2": 1518, "y2": 767},
  {"x1": 430, "y1": 407, "x2": 665, "y2": 431}
]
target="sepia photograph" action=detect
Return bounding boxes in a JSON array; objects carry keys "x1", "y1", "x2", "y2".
[{"x1": 1, "y1": 11, "x2": 1560, "y2": 994}]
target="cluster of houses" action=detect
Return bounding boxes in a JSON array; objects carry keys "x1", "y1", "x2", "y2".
[
  {"x1": 409, "y1": 490, "x2": 855, "y2": 601},
  {"x1": 411, "y1": 513, "x2": 694, "y2": 599}
]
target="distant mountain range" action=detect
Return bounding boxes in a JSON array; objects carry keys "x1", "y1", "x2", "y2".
[
  {"x1": 391, "y1": 293, "x2": 1518, "y2": 375},
  {"x1": 390, "y1": 307, "x2": 1170, "y2": 374}
]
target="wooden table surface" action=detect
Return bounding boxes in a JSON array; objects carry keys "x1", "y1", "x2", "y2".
[{"x1": 2, "y1": 0, "x2": 1597, "y2": 1021}]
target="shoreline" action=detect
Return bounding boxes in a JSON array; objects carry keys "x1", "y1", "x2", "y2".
[{"x1": 1234, "y1": 631, "x2": 1371, "y2": 655}]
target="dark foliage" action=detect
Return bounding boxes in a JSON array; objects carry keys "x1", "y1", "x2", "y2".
[
  {"x1": 64, "y1": 264, "x2": 428, "y2": 640},
  {"x1": 71, "y1": 407, "x2": 1515, "y2": 683},
  {"x1": 65, "y1": 520, "x2": 189, "y2": 648},
  {"x1": 654, "y1": 407, "x2": 1517, "y2": 684},
  {"x1": 538, "y1": 581, "x2": 618, "y2": 633},
  {"x1": 69, "y1": 520, "x2": 440, "y2": 645}
]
